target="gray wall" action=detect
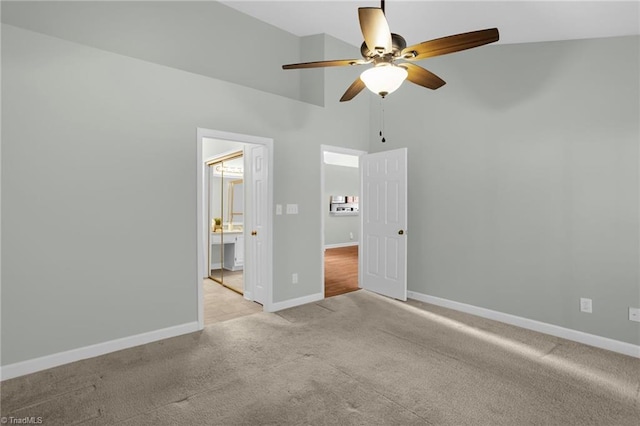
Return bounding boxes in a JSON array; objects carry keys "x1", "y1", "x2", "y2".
[
  {"x1": 1, "y1": 1, "x2": 303, "y2": 101},
  {"x1": 324, "y1": 164, "x2": 360, "y2": 246},
  {"x1": 300, "y1": 34, "x2": 325, "y2": 106},
  {"x1": 1, "y1": 18, "x2": 369, "y2": 365},
  {"x1": 370, "y1": 36, "x2": 639, "y2": 345}
]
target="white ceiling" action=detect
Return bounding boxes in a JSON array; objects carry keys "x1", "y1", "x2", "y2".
[{"x1": 222, "y1": 1, "x2": 640, "y2": 48}]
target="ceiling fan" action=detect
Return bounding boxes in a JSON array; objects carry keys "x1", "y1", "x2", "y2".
[{"x1": 282, "y1": 0, "x2": 499, "y2": 102}]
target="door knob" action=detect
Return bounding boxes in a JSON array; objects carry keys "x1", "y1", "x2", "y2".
[
  {"x1": 398, "y1": 230, "x2": 404, "y2": 235},
  {"x1": 251, "y1": 231, "x2": 257, "y2": 236}
]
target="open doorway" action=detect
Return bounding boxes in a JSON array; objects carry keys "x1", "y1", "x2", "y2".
[
  {"x1": 320, "y1": 145, "x2": 366, "y2": 298},
  {"x1": 197, "y1": 129, "x2": 273, "y2": 329}
]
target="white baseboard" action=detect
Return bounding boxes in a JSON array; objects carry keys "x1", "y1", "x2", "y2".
[
  {"x1": 407, "y1": 291, "x2": 640, "y2": 359},
  {"x1": 268, "y1": 292, "x2": 324, "y2": 312},
  {"x1": 0, "y1": 321, "x2": 199, "y2": 381},
  {"x1": 324, "y1": 242, "x2": 358, "y2": 249}
]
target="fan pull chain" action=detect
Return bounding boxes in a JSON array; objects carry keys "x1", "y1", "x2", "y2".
[{"x1": 379, "y1": 97, "x2": 386, "y2": 143}]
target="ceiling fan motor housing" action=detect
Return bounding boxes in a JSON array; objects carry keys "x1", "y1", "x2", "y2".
[{"x1": 360, "y1": 33, "x2": 407, "y2": 60}]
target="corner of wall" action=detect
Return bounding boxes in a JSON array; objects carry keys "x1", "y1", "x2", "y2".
[{"x1": 299, "y1": 34, "x2": 325, "y2": 107}]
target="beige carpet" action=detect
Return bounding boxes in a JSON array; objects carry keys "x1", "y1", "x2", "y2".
[{"x1": 2, "y1": 291, "x2": 639, "y2": 425}]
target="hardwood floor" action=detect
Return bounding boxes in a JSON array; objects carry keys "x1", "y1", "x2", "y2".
[{"x1": 324, "y1": 245, "x2": 360, "y2": 298}]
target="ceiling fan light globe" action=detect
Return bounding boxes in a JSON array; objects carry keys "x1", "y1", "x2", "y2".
[{"x1": 360, "y1": 65, "x2": 408, "y2": 97}]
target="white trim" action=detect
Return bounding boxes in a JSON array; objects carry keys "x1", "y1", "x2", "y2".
[
  {"x1": 267, "y1": 292, "x2": 324, "y2": 312},
  {"x1": 407, "y1": 291, "x2": 640, "y2": 359},
  {"x1": 196, "y1": 128, "x2": 274, "y2": 329},
  {"x1": 0, "y1": 322, "x2": 199, "y2": 381},
  {"x1": 324, "y1": 242, "x2": 359, "y2": 249}
]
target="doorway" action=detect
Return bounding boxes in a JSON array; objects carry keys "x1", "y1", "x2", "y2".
[
  {"x1": 197, "y1": 128, "x2": 274, "y2": 329},
  {"x1": 320, "y1": 145, "x2": 366, "y2": 298}
]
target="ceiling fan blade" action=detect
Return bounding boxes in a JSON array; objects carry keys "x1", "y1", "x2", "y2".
[
  {"x1": 282, "y1": 59, "x2": 366, "y2": 70},
  {"x1": 358, "y1": 7, "x2": 392, "y2": 54},
  {"x1": 402, "y1": 28, "x2": 499, "y2": 61},
  {"x1": 399, "y1": 63, "x2": 446, "y2": 90},
  {"x1": 340, "y1": 78, "x2": 366, "y2": 102}
]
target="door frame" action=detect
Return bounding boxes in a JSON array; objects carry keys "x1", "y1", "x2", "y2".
[
  {"x1": 320, "y1": 145, "x2": 367, "y2": 296},
  {"x1": 197, "y1": 128, "x2": 274, "y2": 329}
]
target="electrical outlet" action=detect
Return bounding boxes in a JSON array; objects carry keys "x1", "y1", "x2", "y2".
[
  {"x1": 349, "y1": 232, "x2": 354, "y2": 240},
  {"x1": 292, "y1": 273, "x2": 298, "y2": 284},
  {"x1": 580, "y1": 298, "x2": 592, "y2": 313},
  {"x1": 286, "y1": 204, "x2": 298, "y2": 214},
  {"x1": 276, "y1": 204, "x2": 283, "y2": 215},
  {"x1": 629, "y1": 307, "x2": 640, "y2": 322}
]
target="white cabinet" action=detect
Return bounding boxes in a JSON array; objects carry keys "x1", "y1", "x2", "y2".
[
  {"x1": 211, "y1": 232, "x2": 244, "y2": 271},
  {"x1": 223, "y1": 235, "x2": 244, "y2": 271},
  {"x1": 233, "y1": 235, "x2": 244, "y2": 266}
]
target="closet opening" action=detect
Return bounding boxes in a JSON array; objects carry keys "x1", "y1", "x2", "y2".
[{"x1": 207, "y1": 151, "x2": 245, "y2": 295}]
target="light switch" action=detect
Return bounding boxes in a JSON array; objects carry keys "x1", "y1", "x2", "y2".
[
  {"x1": 286, "y1": 204, "x2": 298, "y2": 214},
  {"x1": 276, "y1": 204, "x2": 283, "y2": 215}
]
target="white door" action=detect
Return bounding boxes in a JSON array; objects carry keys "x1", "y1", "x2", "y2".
[
  {"x1": 360, "y1": 148, "x2": 408, "y2": 300},
  {"x1": 246, "y1": 144, "x2": 268, "y2": 304}
]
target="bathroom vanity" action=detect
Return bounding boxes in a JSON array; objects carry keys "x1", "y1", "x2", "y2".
[{"x1": 210, "y1": 231, "x2": 244, "y2": 271}]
